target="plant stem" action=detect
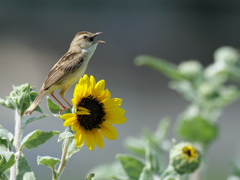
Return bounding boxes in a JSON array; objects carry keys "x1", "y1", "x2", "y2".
[
  {"x1": 56, "y1": 137, "x2": 70, "y2": 179},
  {"x1": 10, "y1": 110, "x2": 23, "y2": 180}
]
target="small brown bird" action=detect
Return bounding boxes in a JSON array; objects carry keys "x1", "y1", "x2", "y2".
[{"x1": 24, "y1": 31, "x2": 105, "y2": 115}]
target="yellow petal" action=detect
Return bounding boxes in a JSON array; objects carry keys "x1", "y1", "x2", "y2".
[
  {"x1": 72, "y1": 98, "x2": 78, "y2": 107},
  {"x1": 105, "y1": 115, "x2": 127, "y2": 124},
  {"x1": 99, "y1": 122, "x2": 118, "y2": 140},
  {"x1": 60, "y1": 113, "x2": 77, "y2": 120},
  {"x1": 73, "y1": 84, "x2": 81, "y2": 99},
  {"x1": 92, "y1": 129, "x2": 104, "y2": 149},
  {"x1": 77, "y1": 111, "x2": 91, "y2": 115},
  {"x1": 93, "y1": 80, "x2": 105, "y2": 96},
  {"x1": 89, "y1": 75, "x2": 96, "y2": 94},
  {"x1": 83, "y1": 74, "x2": 90, "y2": 83},
  {"x1": 75, "y1": 126, "x2": 85, "y2": 147},
  {"x1": 78, "y1": 107, "x2": 90, "y2": 112},
  {"x1": 104, "y1": 98, "x2": 122, "y2": 108},
  {"x1": 71, "y1": 121, "x2": 80, "y2": 131},
  {"x1": 100, "y1": 90, "x2": 111, "y2": 103},
  {"x1": 98, "y1": 89, "x2": 111, "y2": 102},
  {"x1": 85, "y1": 130, "x2": 95, "y2": 151},
  {"x1": 105, "y1": 107, "x2": 125, "y2": 116},
  {"x1": 63, "y1": 117, "x2": 77, "y2": 126}
]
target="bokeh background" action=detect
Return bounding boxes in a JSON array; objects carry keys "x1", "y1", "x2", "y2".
[{"x1": 1, "y1": 1, "x2": 240, "y2": 179}]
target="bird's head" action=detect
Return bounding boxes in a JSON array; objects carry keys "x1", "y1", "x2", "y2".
[{"x1": 71, "y1": 31, "x2": 105, "y2": 51}]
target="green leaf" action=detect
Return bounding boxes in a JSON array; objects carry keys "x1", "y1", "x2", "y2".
[
  {"x1": 134, "y1": 55, "x2": 188, "y2": 81},
  {"x1": 0, "y1": 151, "x2": 15, "y2": 174},
  {"x1": 66, "y1": 137, "x2": 82, "y2": 159},
  {"x1": 155, "y1": 117, "x2": 171, "y2": 142},
  {"x1": 85, "y1": 173, "x2": 95, "y2": 180},
  {"x1": 139, "y1": 166, "x2": 153, "y2": 180},
  {"x1": 46, "y1": 96, "x2": 62, "y2": 117},
  {"x1": 20, "y1": 130, "x2": 60, "y2": 151},
  {"x1": 145, "y1": 143, "x2": 160, "y2": 174},
  {"x1": 16, "y1": 154, "x2": 36, "y2": 180},
  {"x1": 0, "y1": 127, "x2": 14, "y2": 151},
  {"x1": 178, "y1": 115, "x2": 217, "y2": 145},
  {"x1": 124, "y1": 137, "x2": 145, "y2": 155},
  {"x1": 0, "y1": 99, "x2": 8, "y2": 108},
  {"x1": 34, "y1": 105, "x2": 43, "y2": 114},
  {"x1": 22, "y1": 114, "x2": 49, "y2": 129},
  {"x1": 58, "y1": 131, "x2": 74, "y2": 142},
  {"x1": 116, "y1": 154, "x2": 145, "y2": 180},
  {"x1": 37, "y1": 156, "x2": 60, "y2": 169}
]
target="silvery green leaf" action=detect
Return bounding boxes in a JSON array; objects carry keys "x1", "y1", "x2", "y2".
[
  {"x1": 0, "y1": 151, "x2": 15, "y2": 174},
  {"x1": 58, "y1": 131, "x2": 74, "y2": 142},
  {"x1": 124, "y1": 137, "x2": 145, "y2": 156},
  {"x1": 22, "y1": 114, "x2": 49, "y2": 129},
  {"x1": 37, "y1": 156, "x2": 60, "y2": 169},
  {"x1": 0, "y1": 126, "x2": 13, "y2": 151},
  {"x1": 34, "y1": 105, "x2": 43, "y2": 114},
  {"x1": 66, "y1": 138, "x2": 82, "y2": 159},
  {"x1": 178, "y1": 115, "x2": 217, "y2": 145},
  {"x1": 0, "y1": 99, "x2": 8, "y2": 109},
  {"x1": 139, "y1": 166, "x2": 153, "y2": 180},
  {"x1": 155, "y1": 117, "x2": 170, "y2": 142},
  {"x1": 16, "y1": 154, "x2": 36, "y2": 180},
  {"x1": 85, "y1": 173, "x2": 95, "y2": 180},
  {"x1": 20, "y1": 130, "x2": 60, "y2": 151},
  {"x1": 134, "y1": 55, "x2": 188, "y2": 81},
  {"x1": 116, "y1": 154, "x2": 145, "y2": 180},
  {"x1": 46, "y1": 96, "x2": 62, "y2": 117}
]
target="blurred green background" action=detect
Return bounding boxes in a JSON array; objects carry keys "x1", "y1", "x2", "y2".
[{"x1": 1, "y1": 1, "x2": 240, "y2": 179}]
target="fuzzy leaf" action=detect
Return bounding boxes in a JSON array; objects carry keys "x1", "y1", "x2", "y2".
[
  {"x1": 20, "y1": 130, "x2": 60, "y2": 151},
  {"x1": 37, "y1": 156, "x2": 60, "y2": 169},
  {"x1": 0, "y1": 151, "x2": 15, "y2": 174},
  {"x1": 116, "y1": 154, "x2": 145, "y2": 180},
  {"x1": 46, "y1": 96, "x2": 62, "y2": 116},
  {"x1": 0, "y1": 127, "x2": 13, "y2": 151},
  {"x1": 139, "y1": 166, "x2": 153, "y2": 180},
  {"x1": 134, "y1": 55, "x2": 188, "y2": 81},
  {"x1": 155, "y1": 117, "x2": 171, "y2": 142},
  {"x1": 178, "y1": 116, "x2": 217, "y2": 145},
  {"x1": 66, "y1": 138, "x2": 82, "y2": 159},
  {"x1": 16, "y1": 154, "x2": 36, "y2": 180},
  {"x1": 22, "y1": 114, "x2": 49, "y2": 129},
  {"x1": 34, "y1": 105, "x2": 43, "y2": 114},
  {"x1": 124, "y1": 137, "x2": 145, "y2": 155},
  {"x1": 58, "y1": 131, "x2": 74, "y2": 142}
]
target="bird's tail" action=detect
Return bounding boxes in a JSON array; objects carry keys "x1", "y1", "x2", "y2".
[{"x1": 24, "y1": 90, "x2": 47, "y2": 115}]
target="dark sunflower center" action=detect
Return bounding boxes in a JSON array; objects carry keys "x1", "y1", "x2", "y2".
[
  {"x1": 77, "y1": 95, "x2": 105, "y2": 130},
  {"x1": 185, "y1": 149, "x2": 191, "y2": 157}
]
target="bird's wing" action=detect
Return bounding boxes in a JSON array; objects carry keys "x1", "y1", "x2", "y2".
[{"x1": 42, "y1": 52, "x2": 85, "y2": 90}]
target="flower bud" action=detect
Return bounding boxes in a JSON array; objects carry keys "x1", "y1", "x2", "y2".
[
  {"x1": 170, "y1": 142, "x2": 201, "y2": 174},
  {"x1": 178, "y1": 61, "x2": 203, "y2": 78},
  {"x1": 214, "y1": 46, "x2": 240, "y2": 64}
]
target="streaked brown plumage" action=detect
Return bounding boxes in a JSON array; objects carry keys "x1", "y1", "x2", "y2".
[{"x1": 24, "y1": 31, "x2": 104, "y2": 115}]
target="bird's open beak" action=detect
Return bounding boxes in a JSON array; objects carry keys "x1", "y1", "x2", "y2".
[{"x1": 93, "y1": 32, "x2": 105, "y2": 43}]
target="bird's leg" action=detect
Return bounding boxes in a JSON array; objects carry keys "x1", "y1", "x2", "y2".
[
  {"x1": 50, "y1": 93, "x2": 67, "y2": 110},
  {"x1": 59, "y1": 92, "x2": 72, "y2": 109}
]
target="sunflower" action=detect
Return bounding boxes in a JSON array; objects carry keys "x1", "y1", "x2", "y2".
[{"x1": 60, "y1": 74, "x2": 126, "y2": 151}]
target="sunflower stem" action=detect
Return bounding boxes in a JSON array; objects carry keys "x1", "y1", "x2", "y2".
[
  {"x1": 10, "y1": 110, "x2": 23, "y2": 180},
  {"x1": 56, "y1": 132, "x2": 71, "y2": 179}
]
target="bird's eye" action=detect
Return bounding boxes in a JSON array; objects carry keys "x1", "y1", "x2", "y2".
[{"x1": 83, "y1": 36, "x2": 88, "y2": 39}]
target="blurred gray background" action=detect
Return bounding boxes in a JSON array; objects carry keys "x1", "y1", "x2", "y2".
[{"x1": 1, "y1": 1, "x2": 240, "y2": 179}]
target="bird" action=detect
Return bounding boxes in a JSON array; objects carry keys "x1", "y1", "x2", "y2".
[{"x1": 24, "y1": 31, "x2": 105, "y2": 115}]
